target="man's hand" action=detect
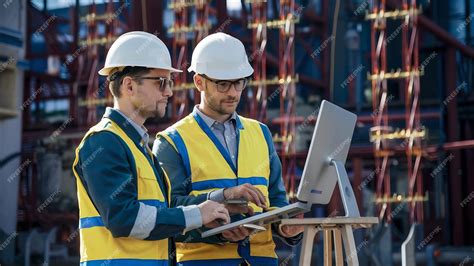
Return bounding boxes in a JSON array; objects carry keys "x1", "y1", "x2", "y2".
[
  {"x1": 198, "y1": 200, "x2": 230, "y2": 228},
  {"x1": 221, "y1": 226, "x2": 251, "y2": 242},
  {"x1": 223, "y1": 183, "x2": 267, "y2": 209},
  {"x1": 278, "y1": 224, "x2": 304, "y2": 238},
  {"x1": 277, "y1": 224, "x2": 305, "y2": 238},
  {"x1": 277, "y1": 213, "x2": 305, "y2": 237},
  {"x1": 224, "y1": 204, "x2": 255, "y2": 215}
]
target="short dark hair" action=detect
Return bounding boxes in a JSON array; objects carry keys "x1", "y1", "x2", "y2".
[{"x1": 107, "y1": 66, "x2": 151, "y2": 97}]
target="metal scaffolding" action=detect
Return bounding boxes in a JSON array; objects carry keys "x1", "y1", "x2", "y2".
[
  {"x1": 368, "y1": 0, "x2": 392, "y2": 222},
  {"x1": 367, "y1": 0, "x2": 425, "y2": 223},
  {"x1": 245, "y1": 0, "x2": 328, "y2": 199},
  {"x1": 168, "y1": 0, "x2": 210, "y2": 121},
  {"x1": 401, "y1": 0, "x2": 424, "y2": 223},
  {"x1": 248, "y1": 0, "x2": 268, "y2": 122},
  {"x1": 85, "y1": 2, "x2": 108, "y2": 125},
  {"x1": 77, "y1": 1, "x2": 127, "y2": 127},
  {"x1": 246, "y1": 0, "x2": 299, "y2": 198},
  {"x1": 170, "y1": 1, "x2": 190, "y2": 121},
  {"x1": 278, "y1": 0, "x2": 298, "y2": 199}
]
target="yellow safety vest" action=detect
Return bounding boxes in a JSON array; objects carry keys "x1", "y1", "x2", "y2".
[
  {"x1": 158, "y1": 113, "x2": 277, "y2": 263},
  {"x1": 72, "y1": 118, "x2": 171, "y2": 265}
]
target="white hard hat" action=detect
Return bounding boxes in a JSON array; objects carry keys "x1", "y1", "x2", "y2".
[
  {"x1": 188, "y1": 32, "x2": 254, "y2": 80},
  {"x1": 98, "y1": 31, "x2": 182, "y2": 76}
]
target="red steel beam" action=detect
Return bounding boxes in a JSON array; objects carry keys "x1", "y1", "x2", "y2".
[
  {"x1": 386, "y1": 0, "x2": 474, "y2": 58},
  {"x1": 418, "y1": 16, "x2": 474, "y2": 58},
  {"x1": 358, "y1": 112, "x2": 440, "y2": 123},
  {"x1": 272, "y1": 111, "x2": 440, "y2": 125},
  {"x1": 445, "y1": 48, "x2": 464, "y2": 245},
  {"x1": 274, "y1": 140, "x2": 474, "y2": 160},
  {"x1": 443, "y1": 139, "x2": 474, "y2": 150}
]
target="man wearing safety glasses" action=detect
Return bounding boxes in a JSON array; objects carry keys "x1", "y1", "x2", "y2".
[
  {"x1": 153, "y1": 32, "x2": 304, "y2": 266},
  {"x1": 72, "y1": 31, "x2": 230, "y2": 266}
]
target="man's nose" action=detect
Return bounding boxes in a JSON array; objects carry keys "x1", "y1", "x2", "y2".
[{"x1": 164, "y1": 85, "x2": 173, "y2": 97}]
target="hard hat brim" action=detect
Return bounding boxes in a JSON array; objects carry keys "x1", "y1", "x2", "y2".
[
  {"x1": 99, "y1": 65, "x2": 183, "y2": 76},
  {"x1": 187, "y1": 63, "x2": 253, "y2": 80}
]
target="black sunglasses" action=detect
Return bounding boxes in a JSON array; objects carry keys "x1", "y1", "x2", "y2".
[{"x1": 133, "y1": 76, "x2": 174, "y2": 92}]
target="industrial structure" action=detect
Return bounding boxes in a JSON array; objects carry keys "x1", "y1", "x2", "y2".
[{"x1": 0, "y1": 0, "x2": 473, "y2": 265}]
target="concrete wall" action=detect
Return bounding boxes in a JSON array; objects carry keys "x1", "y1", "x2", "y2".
[{"x1": 0, "y1": 0, "x2": 26, "y2": 264}]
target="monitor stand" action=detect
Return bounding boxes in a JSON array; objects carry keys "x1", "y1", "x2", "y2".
[{"x1": 331, "y1": 159, "x2": 360, "y2": 218}]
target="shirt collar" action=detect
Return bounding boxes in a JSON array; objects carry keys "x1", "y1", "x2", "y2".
[
  {"x1": 193, "y1": 105, "x2": 239, "y2": 129},
  {"x1": 103, "y1": 107, "x2": 150, "y2": 146}
]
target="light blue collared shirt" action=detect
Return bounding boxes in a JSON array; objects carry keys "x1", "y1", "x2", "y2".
[
  {"x1": 194, "y1": 106, "x2": 238, "y2": 167},
  {"x1": 113, "y1": 108, "x2": 150, "y2": 148}
]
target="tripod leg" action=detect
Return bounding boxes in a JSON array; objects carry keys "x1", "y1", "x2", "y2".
[
  {"x1": 299, "y1": 226, "x2": 318, "y2": 266},
  {"x1": 341, "y1": 225, "x2": 359, "y2": 266}
]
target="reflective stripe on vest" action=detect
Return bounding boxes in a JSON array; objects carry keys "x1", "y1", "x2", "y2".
[
  {"x1": 158, "y1": 114, "x2": 277, "y2": 262},
  {"x1": 73, "y1": 118, "x2": 170, "y2": 264}
]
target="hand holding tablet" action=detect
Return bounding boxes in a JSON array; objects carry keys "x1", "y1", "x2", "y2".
[{"x1": 224, "y1": 198, "x2": 255, "y2": 215}]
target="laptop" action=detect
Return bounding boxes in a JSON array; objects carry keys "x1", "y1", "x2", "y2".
[{"x1": 201, "y1": 100, "x2": 358, "y2": 237}]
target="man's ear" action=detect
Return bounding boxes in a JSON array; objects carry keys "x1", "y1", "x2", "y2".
[
  {"x1": 193, "y1": 74, "x2": 204, "y2": 92},
  {"x1": 121, "y1": 76, "x2": 134, "y2": 96}
]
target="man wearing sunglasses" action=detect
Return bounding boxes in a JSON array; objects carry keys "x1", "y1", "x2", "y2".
[
  {"x1": 153, "y1": 32, "x2": 304, "y2": 266},
  {"x1": 72, "y1": 31, "x2": 230, "y2": 266}
]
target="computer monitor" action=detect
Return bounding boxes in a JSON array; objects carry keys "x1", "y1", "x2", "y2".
[{"x1": 201, "y1": 100, "x2": 359, "y2": 237}]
